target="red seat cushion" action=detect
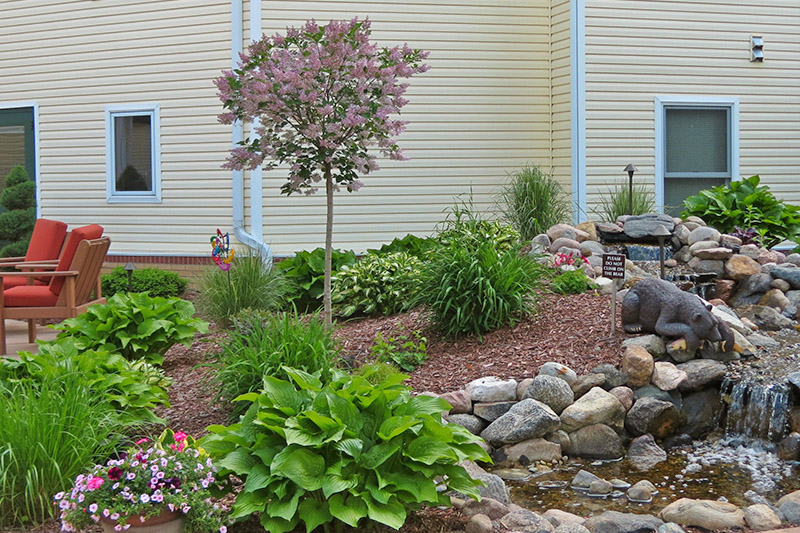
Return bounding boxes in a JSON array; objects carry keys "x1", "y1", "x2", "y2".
[
  {"x1": 25, "y1": 219, "x2": 68, "y2": 262},
  {"x1": 4, "y1": 285, "x2": 59, "y2": 307},
  {"x1": 48, "y1": 224, "x2": 104, "y2": 295},
  {"x1": 3, "y1": 277, "x2": 46, "y2": 290}
]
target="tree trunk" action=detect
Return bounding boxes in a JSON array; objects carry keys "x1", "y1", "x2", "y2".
[{"x1": 323, "y1": 165, "x2": 334, "y2": 329}]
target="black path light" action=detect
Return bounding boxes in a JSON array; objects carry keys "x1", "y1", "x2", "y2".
[
  {"x1": 653, "y1": 224, "x2": 671, "y2": 280},
  {"x1": 624, "y1": 164, "x2": 638, "y2": 216},
  {"x1": 124, "y1": 262, "x2": 136, "y2": 292}
]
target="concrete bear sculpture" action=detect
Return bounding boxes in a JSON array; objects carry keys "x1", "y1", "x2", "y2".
[{"x1": 622, "y1": 278, "x2": 735, "y2": 353}]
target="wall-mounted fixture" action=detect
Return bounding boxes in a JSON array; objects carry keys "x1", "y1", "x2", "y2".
[{"x1": 751, "y1": 35, "x2": 764, "y2": 62}]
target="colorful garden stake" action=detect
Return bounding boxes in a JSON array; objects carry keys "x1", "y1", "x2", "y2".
[{"x1": 210, "y1": 229, "x2": 234, "y2": 272}]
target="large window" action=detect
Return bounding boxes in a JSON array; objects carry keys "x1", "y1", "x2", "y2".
[
  {"x1": 105, "y1": 104, "x2": 161, "y2": 203},
  {"x1": 655, "y1": 97, "x2": 739, "y2": 216}
]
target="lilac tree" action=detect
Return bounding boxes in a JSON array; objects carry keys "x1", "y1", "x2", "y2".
[{"x1": 216, "y1": 18, "x2": 428, "y2": 326}]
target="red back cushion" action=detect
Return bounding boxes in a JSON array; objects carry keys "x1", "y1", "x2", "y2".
[
  {"x1": 25, "y1": 219, "x2": 68, "y2": 262},
  {"x1": 49, "y1": 224, "x2": 104, "y2": 295}
]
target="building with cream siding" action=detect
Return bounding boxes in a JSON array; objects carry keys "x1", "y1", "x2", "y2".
[{"x1": 0, "y1": 0, "x2": 798, "y2": 264}]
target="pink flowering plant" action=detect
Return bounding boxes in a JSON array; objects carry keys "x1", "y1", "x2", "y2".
[
  {"x1": 215, "y1": 18, "x2": 428, "y2": 327},
  {"x1": 54, "y1": 429, "x2": 227, "y2": 533},
  {"x1": 552, "y1": 252, "x2": 589, "y2": 271}
]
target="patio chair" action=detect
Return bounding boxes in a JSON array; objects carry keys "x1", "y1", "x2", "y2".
[
  {"x1": 0, "y1": 218, "x2": 68, "y2": 289},
  {"x1": 0, "y1": 227, "x2": 109, "y2": 354}
]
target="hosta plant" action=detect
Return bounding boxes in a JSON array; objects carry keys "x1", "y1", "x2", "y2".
[
  {"x1": 331, "y1": 252, "x2": 421, "y2": 317},
  {"x1": 201, "y1": 366, "x2": 489, "y2": 533},
  {"x1": 54, "y1": 292, "x2": 209, "y2": 365},
  {"x1": 276, "y1": 248, "x2": 358, "y2": 311}
]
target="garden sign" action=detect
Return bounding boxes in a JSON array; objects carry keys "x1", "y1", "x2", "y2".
[{"x1": 602, "y1": 253, "x2": 625, "y2": 335}]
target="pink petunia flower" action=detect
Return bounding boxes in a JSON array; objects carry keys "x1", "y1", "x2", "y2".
[{"x1": 86, "y1": 477, "x2": 104, "y2": 490}]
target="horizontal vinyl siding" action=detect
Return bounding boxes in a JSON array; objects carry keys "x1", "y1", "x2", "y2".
[
  {"x1": 550, "y1": 0, "x2": 571, "y2": 197},
  {"x1": 0, "y1": 0, "x2": 233, "y2": 256},
  {"x1": 256, "y1": 1, "x2": 552, "y2": 254},
  {"x1": 583, "y1": 0, "x2": 800, "y2": 217}
]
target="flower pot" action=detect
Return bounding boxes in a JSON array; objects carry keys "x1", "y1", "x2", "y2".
[{"x1": 100, "y1": 509, "x2": 183, "y2": 533}]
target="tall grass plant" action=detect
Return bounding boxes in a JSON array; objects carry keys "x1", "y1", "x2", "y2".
[
  {"x1": 498, "y1": 165, "x2": 570, "y2": 240},
  {"x1": 593, "y1": 183, "x2": 656, "y2": 222}
]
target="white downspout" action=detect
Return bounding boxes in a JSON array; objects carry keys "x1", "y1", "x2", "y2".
[{"x1": 230, "y1": 0, "x2": 271, "y2": 260}]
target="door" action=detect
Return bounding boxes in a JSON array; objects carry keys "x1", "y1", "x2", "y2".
[{"x1": 0, "y1": 107, "x2": 35, "y2": 187}]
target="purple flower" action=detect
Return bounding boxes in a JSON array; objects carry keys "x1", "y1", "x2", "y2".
[{"x1": 140, "y1": 493, "x2": 150, "y2": 504}]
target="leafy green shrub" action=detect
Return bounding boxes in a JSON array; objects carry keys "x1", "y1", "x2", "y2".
[
  {"x1": 437, "y1": 200, "x2": 520, "y2": 251},
  {"x1": 369, "y1": 234, "x2": 439, "y2": 258},
  {"x1": 0, "y1": 373, "x2": 122, "y2": 527},
  {"x1": 101, "y1": 266, "x2": 188, "y2": 298},
  {"x1": 201, "y1": 366, "x2": 489, "y2": 533},
  {"x1": 681, "y1": 175, "x2": 800, "y2": 248},
  {"x1": 498, "y1": 164, "x2": 571, "y2": 240},
  {"x1": 593, "y1": 182, "x2": 656, "y2": 222},
  {"x1": 276, "y1": 248, "x2": 358, "y2": 311},
  {"x1": 552, "y1": 269, "x2": 595, "y2": 295},
  {"x1": 370, "y1": 329, "x2": 427, "y2": 372},
  {"x1": 209, "y1": 310, "x2": 339, "y2": 419},
  {"x1": 0, "y1": 165, "x2": 35, "y2": 256},
  {"x1": 352, "y1": 361, "x2": 402, "y2": 385},
  {"x1": 331, "y1": 252, "x2": 421, "y2": 317},
  {"x1": 54, "y1": 292, "x2": 209, "y2": 365},
  {"x1": 416, "y1": 239, "x2": 545, "y2": 338},
  {"x1": 0, "y1": 337, "x2": 170, "y2": 427},
  {"x1": 198, "y1": 252, "x2": 290, "y2": 327}
]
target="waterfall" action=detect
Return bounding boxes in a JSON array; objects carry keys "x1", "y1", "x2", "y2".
[{"x1": 722, "y1": 377, "x2": 791, "y2": 442}]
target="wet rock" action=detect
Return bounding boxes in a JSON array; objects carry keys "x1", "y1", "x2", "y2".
[
  {"x1": 560, "y1": 387, "x2": 626, "y2": 433},
  {"x1": 676, "y1": 360, "x2": 726, "y2": 392},
  {"x1": 465, "y1": 514, "x2": 492, "y2": 533},
  {"x1": 516, "y1": 378, "x2": 535, "y2": 400},
  {"x1": 697, "y1": 341, "x2": 741, "y2": 363},
  {"x1": 659, "y1": 498, "x2": 745, "y2": 530},
  {"x1": 460, "y1": 460, "x2": 510, "y2": 504},
  {"x1": 622, "y1": 345, "x2": 655, "y2": 388},
  {"x1": 524, "y1": 375, "x2": 575, "y2": 415},
  {"x1": 547, "y1": 224, "x2": 579, "y2": 242},
  {"x1": 550, "y1": 237, "x2": 582, "y2": 254},
  {"x1": 462, "y1": 497, "x2": 509, "y2": 520},
  {"x1": 568, "y1": 424, "x2": 625, "y2": 460},
  {"x1": 777, "y1": 489, "x2": 800, "y2": 524},
  {"x1": 588, "y1": 478, "x2": 613, "y2": 496},
  {"x1": 500, "y1": 438, "x2": 562, "y2": 465},
  {"x1": 628, "y1": 434, "x2": 667, "y2": 471},
  {"x1": 539, "y1": 362, "x2": 578, "y2": 386},
  {"x1": 610, "y1": 478, "x2": 631, "y2": 490},
  {"x1": 687, "y1": 226, "x2": 720, "y2": 245},
  {"x1": 480, "y1": 399, "x2": 560, "y2": 446},
  {"x1": 622, "y1": 335, "x2": 666, "y2": 358},
  {"x1": 759, "y1": 288, "x2": 791, "y2": 311},
  {"x1": 771, "y1": 265, "x2": 800, "y2": 289},
  {"x1": 467, "y1": 376, "x2": 518, "y2": 402},
  {"x1": 590, "y1": 363, "x2": 629, "y2": 389},
  {"x1": 680, "y1": 389, "x2": 722, "y2": 438},
  {"x1": 544, "y1": 509, "x2": 585, "y2": 527},
  {"x1": 651, "y1": 362, "x2": 687, "y2": 391},
  {"x1": 737, "y1": 304, "x2": 793, "y2": 331},
  {"x1": 583, "y1": 510, "x2": 664, "y2": 533},
  {"x1": 492, "y1": 467, "x2": 531, "y2": 481},
  {"x1": 625, "y1": 397, "x2": 681, "y2": 439},
  {"x1": 609, "y1": 386, "x2": 634, "y2": 411},
  {"x1": 571, "y1": 469, "x2": 603, "y2": 490},
  {"x1": 743, "y1": 503, "x2": 782, "y2": 531},
  {"x1": 571, "y1": 373, "x2": 607, "y2": 398},
  {"x1": 473, "y1": 401, "x2": 517, "y2": 422},
  {"x1": 446, "y1": 414, "x2": 487, "y2": 435},
  {"x1": 778, "y1": 432, "x2": 800, "y2": 461},
  {"x1": 500, "y1": 509, "x2": 554, "y2": 532},
  {"x1": 441, "y1": 389, "x2": 472, "y2": 414},
  {"x1": 623, "y1": 213, "x2": 676, "y2": 240},
  {"x1": 627, "y1": 483, "x2": 654, "y2": 503}
]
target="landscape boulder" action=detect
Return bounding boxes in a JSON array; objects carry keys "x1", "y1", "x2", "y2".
[
  {"x1": 625, "y1": 397, "x2": 681, "y2": 439},
  {"x1": 466, "y1": 376, "x2": 518, "y2": 402},
  {"x1": 659, "y1": 498, "x2": 745, "y2": 530},
  {"x1": 560, "y1": 387, "x2": 626, "y2": 433},
  {"x1": 628, "y1": 433, "x2": 667, "y2": 471},
  {"x1": 480, "y1": 399, "x2": 560, "y2": 446},
  {"x1": 524, "y1": 375, "x2": 575, "y2": 415},
  {"x1": 567, "y1": 424, "x2": 625, "y2": 460},
  {"x1": 583, "y1": 511, "x2": 664, "y2": 533}
]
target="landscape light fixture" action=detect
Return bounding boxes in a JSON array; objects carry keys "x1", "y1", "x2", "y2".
[
  {"x1": 653, "y1": 224, "x2": 671, "y2": 280},
  {"x1": 624, "y1": 164, "x2": 638, "y2": 216},
  {"x1": 124, "y1": 262, "x2": 136, "y2": 292}
]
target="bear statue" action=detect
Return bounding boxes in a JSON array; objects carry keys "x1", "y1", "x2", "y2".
[{"x1": 621, "y1": 278, "x2": 736, "y2": 353}]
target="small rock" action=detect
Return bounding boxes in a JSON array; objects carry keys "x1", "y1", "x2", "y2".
[
  {"x1": 460, "y1": 461, "x2": 510, "y2": 504},
  {"x1": 467, "y1": 376, "x2": 518, "y2": 403},
  {"x1": 628, "y1": 433, "x2": 667, "y2": 471},
  {"x1": 608, "y1": 386, "x2": 634, "y2": 411},
  {"x1": 590, "y1": 363, "x2": 629, "y2": 389},
  {"x1": 680, "y1": 389, "x2": 722, "y2": 438},
  {"x1": 516, "y1": 378, "x2": 535, "y2": 401},
  {"x1": 588, "y1": 478, "x2": 613, "y2": 496},
  {"x1": 747, "y1": 333, "x2": 779, "y2": 348},
  {"x1": 659, "y1": 498, "x2": 745, "y2": 530},
  {"x1": 550, "y1": 237, "x2": 582, "y2": 254},
  {"x1": 568, "y1": 424, "x2": 625, "y2": 460},
  {"x1": 658, "y1": 524, "x2": 686, "y2": 533},
  {"x1": 583, "y1": 511, "x2": 664, "y2": 533},
  {"x1": 666, "y1": 340, "x2": 696, "y2": 363},
  {"x1": 688, "y1": 257, "x2": 725, "y2": 276},
  {"x1": 711, "y1": 305, "x2": 749, "y2": 335},
  {"x1": 553, "y1": 523, "x2": 590, "y2": 533},
  {"x1": 688, "y1": 240, "x2": 720, "y2": 254},
  {"x1": 676, "y1": 360, "x2": 727, "y2": 392},
  {"x1": 625, "y1": 397, "x2": 681, "y2": 439},
  {"x1": 651, "y1": 362, "x2": 688, "y2": 391},
  {"x1": 462, "y1": 498, "x2": 510, "y2": 520},
  {"x1": 720, "y1": 234, "x2": 742, "y2": 247},
  {"x1": 687, "y1": 226, "x2": 720, "y2": 245},
  {"x1": 580, "y1": 240, "x2": 605, "y2": 257},
  {"x1": 500, "y1": 509, "x2": 554, "y2": 532},
  {"x1": 545, "y1": 430, "x2": 571, "y2": 451},
  {"x1": 544, "y1": 509, "x2": 586, "y2": 527},
  {"x1": 576, "y1": 221, "x2": 598, "y2": 241},
  {"x1": 673, "y1": 224, "x2": 691, "y2": 245},
  {"x1": 539, "y1": 362, "x2": 578, "y2": 386},
  {"x1": 726, "y1": 255, "x2": 762, "y2": 280},
  {"x1": 759, "y1": 288, "x2": 791, "y2": 311},
  {"x1": 739, "y1": 244, "x2": 762, "y2": 260},
  {"x1": 480, "y1": 399, "x2": 561, "y2": 447},
  {"x1": 571, "y1": 373, "x2": 607, "y2": 398},
  {"x1": 684, "y1": 216, "x2": 706, "y2": 226},
  {"x1": 571, "y1": 469, "x2": 603, "y2": 490},
  {"x1": 500, "y1": 438, "x2": 563, "y2": 466},
  {"x1": 758, "y1": 250, "x2": 782, "y2": 265},
  {"x1": 737, "y1": 304, "x2": 793, "y2": 331},
  {"x1": 627, "y1": 483, "x2": 654, "y2": 503},
  {"x1": 693, "y1": 247, "x2": 733, "y2": 261},
  {"x1": 473, "y1": 401, "x2": 517, "y2": 423},
  {"x1": 622, "y1": 335, "x2": 666, "y2": 358},
  {"x1": 560, "y1": 387, "x2": 626, "y2": 433},
  {"x1": 532, "y1": 234, "x2": 552, "y2": 248},
  {"x1": 465, "y1": 514, "x2": 493, "y2": 533},
  {"x1": 771, "y1": 278, "x2": 791, "y2": 292},
  {"x1": 713, "y1": 279, "x2": 736, "y2": 302},
  {"x1": 524, "y1": 375, "x2": 575, "y2": 415},
  {"x1": 610, "y1": 478, "x2": 631, "y2": 490},
  {"x1": 778, "y1": 432, "x2": 800, "y2": 461},
  {"x1": 621, "y1": 345, "x2": 655, "y2": 388},
  {"x1": 623, "y1": 214, "x2": 676, "y2": 240},
  {"x1": 777, "y1": 489, "x2": 800, "y2": 524},
  {"x1": 446, "y1": 414, "x2": 487, "y2": 435},
  {"x1": 547, "y1": 224, "x2": 579, "y2": 242},
  {"x1": 441, "y1": 389, "x2": 472, "y2": 414},
  {"x1": 743, "y1": 503, "x2": 782, "y2": 531}
]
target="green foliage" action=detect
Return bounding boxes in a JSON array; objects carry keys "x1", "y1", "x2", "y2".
[
  {"x1": 202, "y1": 366, "x2": 489, "y2": 533},
  {"x1": 208, "y1": 310, "x2": 339, "y2": 420},
  {"x1": 593, "y1": 182, "x2": 656, "y2": 222},
  {"x1": 0, "y1": 337, "x2": 171, "y2": 427},
  {"x1": 102, "y1": 266, "x2": 188, "y2": 298},
  {"x1": 198, "y1": 252, "x2": 290, "y2": 327},
  {"x1": 1, "y1": 180, "x2": 35, "y2": 211},
  {"x1": 0, "y1": 166, "x2": 35, "y2": 256},
  {"x1": 54, "y1": 292, "x2": 209, "y2": 366},
  {"x1": 352, "y1": 361, "x2": 402, "y2": 386},
  {"x1": 552, "y1": 268, "x2": 595, "y2": 295},
  {"x1": 498, "y1": 164, "x2": 571, "y2": 240},
  {"x1": 369, "y1": 234, "x2": 439, "y2": 258},
  {"x1": 681, "y1": 175, "x2": 800, "y2": 248},
  {"x1": 276, "y1": 248, "x2": 358, "y2": 311},
  {"x1": 0, "y1": 373, "x2": 122, "y2": 527},
  {"x1": 437, "y1": 199, "x2": 520, "y2": 251},
  {"x1": 0, "y1": 238, "x2": 30, "y2": 259},
  {"x1": 416, "y1": 238, "x2": 545, "y2": 338},
  {"x1": 370, "y1": 329, "x2": 427, "y2": 372},
  {"x1": 3, "y1": 165, "x2": 29, "y2": 189},
  {"x1": 331, "y1": 252, "x2": 421, "y2": 318},
  {"x1": 0, "y1": 207, "x2": 34, "y2": 243}
]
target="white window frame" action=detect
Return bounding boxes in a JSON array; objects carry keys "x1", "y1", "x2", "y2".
[
  {"x1": 105, "y1": 103, "x2": 161, "y2": 203},
  {"x1": 654, "y1": 96, "x2": 739, "y2": 211}
]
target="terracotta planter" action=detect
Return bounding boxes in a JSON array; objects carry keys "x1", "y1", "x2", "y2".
[{"x1": 99, "y1": 509, "x2": 183, "y2": 533}]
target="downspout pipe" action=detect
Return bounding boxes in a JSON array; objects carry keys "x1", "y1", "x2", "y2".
[{"x1": 230, "y1": 0, "x2": 271, "y2": 261}]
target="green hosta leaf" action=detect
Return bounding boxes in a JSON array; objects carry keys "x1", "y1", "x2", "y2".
[
  {"x1": 329, "y1": 492, "x2": 368, "y2": 527},
  {"x1": 377, "y1": 416, "x2": 422, "y2": 440},
  {"x1": 361, "y1": 441, "x2": 400, "y2": 469},
  {"x1": 217, "y1": 447, "x2": 257, "y2": 476},
  {"x1": 260, "y1": 514, "x2": 299, "y2": 533},
  {"x1": 244, "y1": 462, "x2": 272, "y2": 492},
  {"x1": 404, "y1": 435, "x2": 458, "y2": 465},
  {"x1": 284, "y1": 366, "x2": 323, "y2": 391},
  {"x1": 271, "y1": 446, "x2": 325, "y2": 491},
  {"x1": 366, "y1": 496, "x2": 407, "y2": 530},
  {"x1": 232, "y1": 490, "x2": 267, "y2": 518},
  {"x1": 335, "y1": 438, "x2": 364, "y2": 458},
  {"x1": 267, "y1": 488, "x2": 302, "y2": 520},
  {"x1": 322, "y1": 461, "x2": 358, "y2": 497},
  {"x1": 298, "y1": 498, "x2": 332, "y2": 533}
]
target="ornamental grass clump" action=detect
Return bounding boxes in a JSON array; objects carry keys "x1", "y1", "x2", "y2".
[
  {"x1": 498, "y1": 164, "x2": 570, "y2": 240},
  {"x1": 55, "y1": 429, "x2": 226, "y2": 533}
]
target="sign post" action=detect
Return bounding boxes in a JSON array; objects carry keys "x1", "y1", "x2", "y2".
[{"x1": 602, "y1": 253, "x2": 626, "y2": 336}]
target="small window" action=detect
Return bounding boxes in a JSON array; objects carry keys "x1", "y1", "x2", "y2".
[{"x1": 105, "y1": 105, "x2": 161, "y2": 203}]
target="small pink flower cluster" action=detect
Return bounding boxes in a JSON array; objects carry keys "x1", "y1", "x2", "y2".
[{"x1": 553, "y1": 252, "x2": 589, "y2": 270}]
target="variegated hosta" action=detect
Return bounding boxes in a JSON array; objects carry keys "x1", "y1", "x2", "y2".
[{"x1": 202, "y1": 366, "x2": 489, "y2": 533}]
